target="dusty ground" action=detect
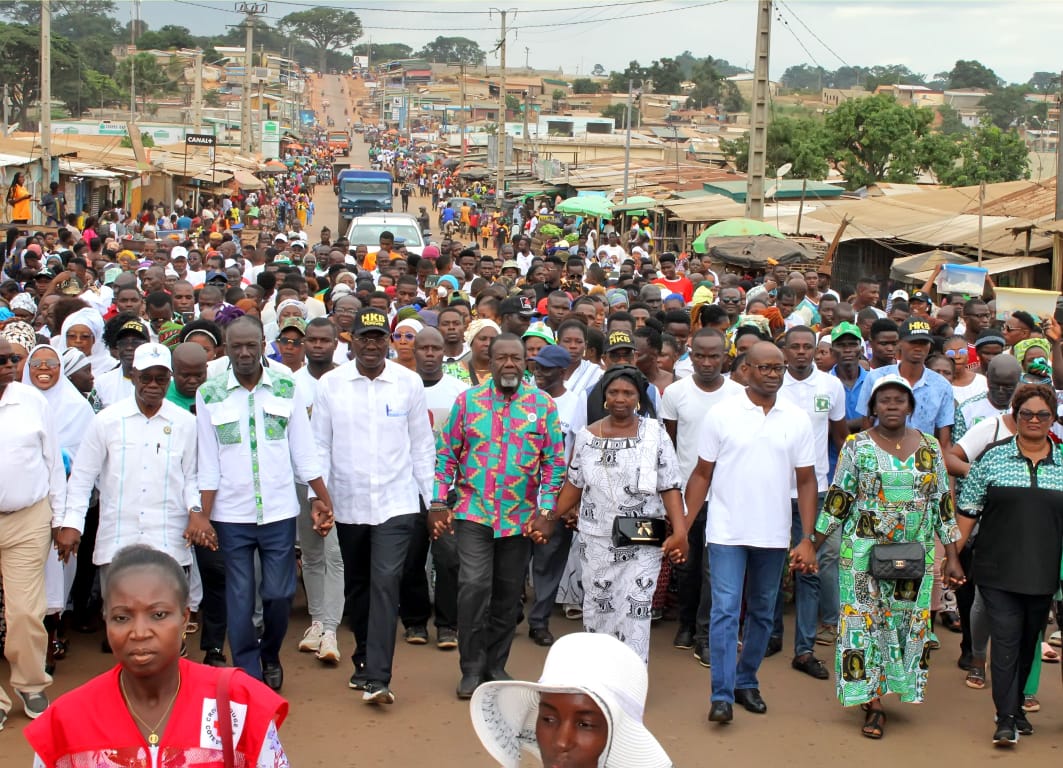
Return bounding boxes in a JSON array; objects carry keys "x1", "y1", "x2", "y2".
[{"x1": 4, "y1": 77, "x2": 1060, "y2": 767}]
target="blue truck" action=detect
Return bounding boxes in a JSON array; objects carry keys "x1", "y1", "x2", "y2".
[{"x1": 335, "y1": 169, "x2": 393, "y2": 232}]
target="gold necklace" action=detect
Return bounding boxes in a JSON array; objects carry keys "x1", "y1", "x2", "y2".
[
  {"x1": 874, "y1": 426, "x2": 904, "y2": 451},
  {"x1": 120, "y1": 670, "x2": 182, "y2": 747}
]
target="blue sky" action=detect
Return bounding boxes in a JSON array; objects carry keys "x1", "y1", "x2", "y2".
[{"x1": 124, "y1": 0, "x2": 1059, "y2": 84}]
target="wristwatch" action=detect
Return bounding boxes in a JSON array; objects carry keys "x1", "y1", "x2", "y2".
[
  {"x1": 538, "y1": 507, "x2": 554, "y2": 521},
  {"x1": 189, "y1": 505, "x2": 203, "y2": 515},
  {"x1": 805, "y1": 532, "x2": 816, "y2": 543}
]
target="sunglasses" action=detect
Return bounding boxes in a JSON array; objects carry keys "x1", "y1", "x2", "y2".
[
  {"x1": 0, "y1": 354, "x2": 23, "y2": 365},
  {"x1": 29, "y1": 359, "x2": 60, "y2": 370},
  {"x1": 392, "y1": 331, "x2": 416, "y2": 342}
]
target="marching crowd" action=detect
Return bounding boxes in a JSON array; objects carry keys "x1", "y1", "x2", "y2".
[{"x1": 1, "y1": 165, "x2": 1063, "y2": 765}]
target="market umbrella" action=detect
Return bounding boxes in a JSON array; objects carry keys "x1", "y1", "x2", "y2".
[
  {"x1": 705, "y1": 236, "x2": 815, "y2": 269},
  {"x1": 615, "y1": 195, "x2": 656, "y2": 218},
  {"x1": 441, "y1": 158, "x2": 461, "y2": 169},
  {"x1": 555, "y1": 196, "x2": 613, "y2": 218},
  {"x1": 692, "y1": 218, "x2": 785, "y2": 253},
  {"x1": 260, "y1": 160, "x2": 288, "y2": 174}
]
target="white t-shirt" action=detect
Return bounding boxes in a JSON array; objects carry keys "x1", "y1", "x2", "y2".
[
  {"x1": 953, "y1": 373, "x2": 987, "y2": 404},
  {"x1": 698, "y1": 391, "x2": 816, "y2": 548},
  {"x1": 659, "y1": 376, "x2": 742, "y2": 483},
  {"x1": 596, "y1": 244, "x2": 627, "y2": 268},
  {"x1": 423, "y1": 373, "x2": 468, "y2": 435},
  {"x1": 778, "y1": 368, "x2": 846, "y2": 494},
  {"x1": 956, "y1": 413, "x2": 1012, "y2": 463},
  {"x1": 552, "y1": 387, "x2": 588, "y2": 462}
]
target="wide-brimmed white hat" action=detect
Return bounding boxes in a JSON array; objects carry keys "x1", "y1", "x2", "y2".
[{"x1": 470, "y1": 633, "x2": 671, "y2": 768}]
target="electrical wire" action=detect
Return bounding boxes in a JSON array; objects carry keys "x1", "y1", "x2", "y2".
[
  {"x1": 262, "y1": 0, "x2": 671, "y2": 14},
  {"x1": 774, "y1": 5, "x2": 825, "y2": 75},
  {"x1": 778, "y1": 0, "x2": 851, "y2": 68}
]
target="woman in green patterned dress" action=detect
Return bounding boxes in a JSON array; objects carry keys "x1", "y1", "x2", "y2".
[{"x1": 810, "y1": 374, "x2": 966, "y2": 739}]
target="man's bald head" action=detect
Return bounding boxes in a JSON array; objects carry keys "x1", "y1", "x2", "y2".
[
  {"x1": 171, "y1": 342, "x2": 208, "y2": 398},
  {"x1": 173, "y1": 341, "x2": 208, "y2": 367},
  {"x1": 746, "y1": 340, "x2": 784, "y2": 365},
  {"x1": 414, "y1": 326, "x2": 444, "y2": 348},
  {"x1": 414, "y1": 326, "x2": 446, "y2": 380}
]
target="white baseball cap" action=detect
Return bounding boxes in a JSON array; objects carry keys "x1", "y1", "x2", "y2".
[{"x1": 132, "y1": 343, "x2": 172, "y2": 372}]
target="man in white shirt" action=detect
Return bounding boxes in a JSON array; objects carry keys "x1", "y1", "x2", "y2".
[
  {"x1": 527, "y1": 345, "x2": 587, "y2": 647},
  {"x1": 595, "y1": 232, "x2": 627, "y2": 270},
  {"x1": 685, "y1": 341, "x2": 819, "y2": 724},
  {"x1": 774, "y1": 326, "x2": 847, "y2": 679},
  {"x1": 59, "y1": 343, "x2": 198, "y2": 573},
  {"x1": 398, "y1": 327, "x2": 467, "y2": 651},
  {"x1": 660, "y1": 328, "x2": 742, "y2": 663},
  {"x1": 195, "y1": 316, "x2": 333, "y2": 691},
  {"x1": 0, "y1": 338, "x2": 66, "y2": 722},
  {"x1": 311, "y1": 309, "x2": 435, "y2": 706},
  {"x1": 291, "y1": 319, "x2": 346, "y2": 665}
]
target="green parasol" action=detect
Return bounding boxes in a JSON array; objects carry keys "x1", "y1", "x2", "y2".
[
  {"x1": 691, "y1": 218, "x2": 785, "y2": 254},
  {"x1": 555, "y1": 196, "x2": 614, "y2": 218}
]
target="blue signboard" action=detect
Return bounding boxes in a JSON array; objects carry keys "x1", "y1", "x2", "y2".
[{"x1": 300, "y1": 109, "x2": 317, "y2": 127}]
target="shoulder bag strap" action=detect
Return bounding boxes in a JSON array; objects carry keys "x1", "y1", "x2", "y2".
[{"x1": 216, "y1": 667, "x2": 238, "y2": 768}]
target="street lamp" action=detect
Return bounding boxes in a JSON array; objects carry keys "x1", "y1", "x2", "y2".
[{"x1": 772, "y1": 162, "x2": 792, "y2": 231}]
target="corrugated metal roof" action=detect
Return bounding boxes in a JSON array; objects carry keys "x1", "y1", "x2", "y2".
[{"x1": 907, "y1": 255, "x2": 1048, "y2": 281}]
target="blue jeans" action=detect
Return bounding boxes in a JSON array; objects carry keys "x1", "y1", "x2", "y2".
[
  {"x1": 214, "y1": 518, "x2": 297, "y2": 680},
  {"x1": 708, "y1": 543, "x2": 787, "y2": 703},
  {"x1": 772, "y1": 496, "x2": 825, "y2": 656},
  {"x1": 817, "y1": 526, "x2": 841, "y2": 627}
]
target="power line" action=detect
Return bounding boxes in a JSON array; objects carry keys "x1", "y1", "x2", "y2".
[
  {"x1": 778, "y1": 0, "x2": 851, "y2": 68},
  {"x1": 263, "y1": 0, "x2": 671, "y2": 14},
  {"x1": 775, "y1": 5, "x2": 825, "y2": 74}
]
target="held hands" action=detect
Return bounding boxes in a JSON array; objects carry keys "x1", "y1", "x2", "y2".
[
  {"x1": 661, "y1": 533, "x2": 688, "y2": 565},
  {"x1": 789, "y1": 539, "x2": 819, "y2": 574},
  {"x1": 428, "y1": 502, "x2": 453, "y2": 540},
  {"x1": 55, "y1": 527, "x2": 80, "y2": 563},
  {"x1": 560, "y1": 508, "x2": 579, "y2": 530},
  {"x1": 310, "y1": 499, "x2": 334, "y2": 536},
  {"x1": 524, "y1": 514, "x2": 556, "y2": 545},
  {"x1": 942, "y1": 556, "x2": 967, "y2": 587},
  {"x1": 184, "y1": 512, "x2": 218, "y2": 551}
]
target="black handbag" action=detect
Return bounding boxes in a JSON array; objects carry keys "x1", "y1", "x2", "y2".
[
  {"x1": 611, "y1": 516, "x2": 666, "y2": 548},
  {"x1": 869, "y1": 541, "x2": 927, "y2": 581}
]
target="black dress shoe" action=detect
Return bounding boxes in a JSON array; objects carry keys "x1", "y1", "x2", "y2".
[
  {"x1": 486, "y1": 669, "x2": 513, "y2": 682},
  {"x1": 674, "y1": 626, "x2": 695, "y2": 650},
  {"x1": 262, "y1": 662, "x2": 283, "y2": 691},
  {"x1": 204, "y1": 649, "x2": 227, "y2": 667},
  {"x1": 456, "y1": 674, "x2": 483, "y2": 699},
  {"x1": 792, "y1": 653, "x2": 830, "y2": 680},
  {"x1": 708, "y1": 701, "x2": 733, "y2": 723},
  {"x1": 693, "y1": 640, "x2": 711, "y2": 668},
  {"x1": 529, "y1": 627, "x2": 555, "y2": 647},
  {"x1": 734, "y1": 688, "x2": 767, "y2": 714},
  {"x1": 764, "y1": 635, "x2": 783, "y2": 657}
]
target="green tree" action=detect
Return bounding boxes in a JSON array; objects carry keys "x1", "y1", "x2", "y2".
[
  {"x1": 115, "y1": 52, "x2": 173, "y2": 110},
  {"x1": 608, "y1": 61, "x2": 647, "y2": 92},
  {"x1": 1027, "y1": 71, "x2": 1058, "y2": 93},
  {"x1": 720, "y1": 116, "x2": 831, "y2": 179},
  {"x1": 591, "y1": 63, "x2": 605, "y2": 77},
  {"x1": 831, "y1": 65, "x2": 868, "y2": 89},
  {"x1": 352, "y1": 42, "x2": 412, "y2": 63},
  {"x1": 685, "y1": 57, "x2": 729, "y2": 109},
  {"x1": 279, "y1": 8, "x2": 363, "y2": 72},
  {"x1": 0, "y1": 0, "x2": 116, "y2": 24},
  {"x1": 647, "y1": 57, "x2": 682, "y2": 94},
  {"x1": 825, "y1": 94, "x2": 935, "y2": 188},
  {"x1": 937, "y1": 121, "x2": 1029, "y2": 186},
  {"x1": 133, "y1": 24, "x2": 197, "y2": 51},
  {"x1": 862, "y1": 64, "x2": 925, "y2": 91},
  {"x1": 601, "y1": 103, "x2": 638, "y2": 129},
  {"x1": 936, "y1": 103, "x2": 968, "y2": 135},
  {"x1": 947, "y1": 59, "x2": 1002, "y2": 90},
  {"x1": 781, "y1": 64, "x2": 826, "y2": 92},
  {"x1": 981, "y1": 84, "x2": 1032, "y2": 130},
  {"x1": 505, "y1": 94, "x2": 520, "y2": 112},
  {"x1": 416, "y1": 36, "x2": 485, "y2": 65},
  {"x1": 721, "y1": 81, "x2": 746, "y2": 113},
  {"x1": 571, "y1": 78, "x2": 601, "y2": 95},
  {"x1": 919, "y1": 132, "x2": 963, "y2": 183},
  {"x1": 0, "y1": 21, "x2": 86, "y2": 125},
  {"x1": 551, "y1": 88, "x2": 566, "y2": 110}
]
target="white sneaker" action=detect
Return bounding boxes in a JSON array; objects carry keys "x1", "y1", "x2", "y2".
[
  {"x1": 316, "y1": 630, "x2": 341, "y2": 663},
  {"x1": 299, "y1": 621, "x2": 324, "y2": 653}
]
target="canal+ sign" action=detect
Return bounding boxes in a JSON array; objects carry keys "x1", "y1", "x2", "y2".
[{"x1": 185, "y1": 134, "x2": 217, "y2": 147}]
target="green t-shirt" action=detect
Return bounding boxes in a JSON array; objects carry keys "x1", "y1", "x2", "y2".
[{"x1": 166, "y1": 381, "x2": 196, "y2": 412}]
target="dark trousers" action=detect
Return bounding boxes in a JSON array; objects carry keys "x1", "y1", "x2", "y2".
[
  {"x1": 399, "y1": 509, "x2": 459, "y2": 630},
  {"x1": 529, "y1": 519, "x2": 572, "y2": 630},
  {"x1": 677, "y1": 504, "x2": 712, "y2": 640},
  {"x1": 69, "y1": 502, "x2": 99, "y2": 625},
  {"x1": 956, "y1": 545, "x2": 976, "y2": 657},
  {"x1": 214, "y1": 518, "x2": 297, "y2": 680},
  {"x1": 194, "y1": 544, "x2": 227, "y2": 652},
  {"x1": 455, "y1": 520, "x2": 531, "y2": 679},
  {"x1": 980, "y1": 585, "x2": 1053, "y2": 719},
  {"x1": 337, "y1": 514, "x2": 416, "y2": 685}
]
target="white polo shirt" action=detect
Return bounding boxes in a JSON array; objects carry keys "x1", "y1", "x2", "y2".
[
  {"x1": 698, "y1": 391, "x2": 816, "y2": 548},
  {"x1": 660, "y1": 375, "x2": 742, "y2": 484},
  {"x1": 779, "y1": 367, "x2": 846, "y2": 494}
]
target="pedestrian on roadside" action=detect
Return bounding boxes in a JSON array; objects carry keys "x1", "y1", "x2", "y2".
[
  {"x1": 312, "y1": 308, "x2": 435, "y2": 705},
  {"x1": 431, "y1": 333, "x2": 565, "y2": 700}
]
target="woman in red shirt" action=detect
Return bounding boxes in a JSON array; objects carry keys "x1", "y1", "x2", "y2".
[{"x1": 26, "y1": 545, "x2": 289, "y2": 768}]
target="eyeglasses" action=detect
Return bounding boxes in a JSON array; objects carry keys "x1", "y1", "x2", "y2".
[
  {"x1": 29, "y1": 359, "x2": 60, "y2": 370},
  {"x1": 277, "y1": 337, "x2": 304, "y2": 347},
  {"x1": 751, "y1": 364, "x2": 787, "y2": 376},
  {"x1": 392, "y1": 331, "x2": 416, "y2": 342},
  {"x1": 1017, "y1": 409, "x2": 1054, "y2": 422},
  {"x1": 0, "y1": 354, "x2": 23, "y2": 365},
  {"x1": 137, "y1": 372, "x2": 171, "y2": 385},
  {"x1": 719, "y1": 296, "x2": 741, "y2": 304},
  {"x1": 1003, "y1": 325, "x2": 1023, "y2": 333}
]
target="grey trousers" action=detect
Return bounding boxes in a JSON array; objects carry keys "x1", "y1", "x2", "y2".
[
  {"x1": 529, "y1": 519, "x2": 572, "y2": 630},
  {"x1": 296, "y1": 483, "x2": 344, "y2": 632}
]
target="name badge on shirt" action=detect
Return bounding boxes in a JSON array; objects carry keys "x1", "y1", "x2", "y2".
[
  {"x1": 815, "y1": 395, "x2": 830, "y2": 413},
  {"x1": 386, "y1": 404, "x2": 408, "y2": 417}
]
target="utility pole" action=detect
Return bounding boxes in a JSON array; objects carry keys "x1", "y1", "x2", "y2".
[
  {"x1": 40, "y1": 0, "x2": 52, "y2": 188},
  {"x1": 524, "y1": 46, "x2": 530, "y2": 71},
  {"x1": 745, "y1": 0, "x2": 772, "y2": 221},
  {"x1": 448, "y1": 62, "x2": 468, "y2": 160},
  {"x1": 192, "y1": 49, "x2": 204, "y2": 133},
  {"x1": 235, "y1": 2, "x2": 267, "y2": 155},
  {"x1": 492, "y1": 8, "x2": 514, "y2": 204},
  {"x1": 2, "y1": 84, "x2": 9, "y2": 136},
  {"x1": 129, "y1": 0, "x2": 140, "y2": 121},
  {"x1": 622, "y1": 79, "x2": 633, "y2": 201},
  {"x1": 1056, "y1": 70, "x2": 1063, "y2": 223}
]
